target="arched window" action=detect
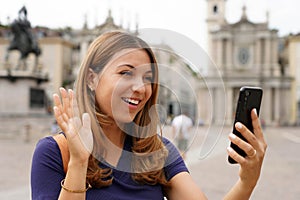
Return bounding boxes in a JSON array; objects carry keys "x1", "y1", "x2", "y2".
[{"x1": 213, "y1": 5, "x2": 218, "y2": 14}]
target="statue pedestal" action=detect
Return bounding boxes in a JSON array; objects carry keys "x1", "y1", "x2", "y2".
[
  {"x1": 2, "y1": 51, "x2": 43, "y2": 72},
  {"x1": 0, "y1": 64, "x2": 49, "y2": 117}
]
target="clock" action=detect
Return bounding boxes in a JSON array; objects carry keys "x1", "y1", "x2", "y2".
[
  {"x1": 238, "y1": 48, "x2": 249, "y2": 65},
  {"x1": 210, "y1": 24, "x2": 220, "y2": 32}
]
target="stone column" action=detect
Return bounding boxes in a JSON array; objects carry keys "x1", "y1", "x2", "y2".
[
  {"x1": 280, "y1": 87, "x2": 290, "y2": 125},
  {"x1": 80, "y1": 41, "x2": 89, "y2": 61},
  {"x1": 272, "y1": 38, "x2": 280, "y2": 76},
  {"x1": 265, "y1": 38, "x2": 271, "y2": 76},
  {"x1": 226, "y1": 88, "x2": 233, "y2": 125},
  {"x1": 255, "y1": 39, "x2": 261, "y2": 74},
  {"x1": 197, "y1": 87, "x2": 212, "y2": 125},
  {"x1": 216, "y1": 38, "x2": 223, "y2": 72},
  {"x1": 214, "y1": 87, "x2": 227, "y2": 125},
  {"x1": 226, "y1": 38, "x2": 233, "y2": 71},
  {"x1": 261, "y1": 87, "x2": 271, "y2": 125},
  {"x1": 274, "y1": 87, "x2": 281, "y2": 125}
]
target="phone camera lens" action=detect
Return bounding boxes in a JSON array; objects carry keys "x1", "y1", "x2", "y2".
[{"x1": 245, "y1": 91, "x2": 250, "y2": 96}]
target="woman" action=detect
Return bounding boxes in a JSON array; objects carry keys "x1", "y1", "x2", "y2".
[{"x1": 31, "y1": 31, "x2": 267, "y2": 199}]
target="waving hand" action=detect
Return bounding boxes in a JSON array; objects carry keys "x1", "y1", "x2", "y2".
[{"x1": 53, "y1": 87, "x2": 93, "y2": 164}]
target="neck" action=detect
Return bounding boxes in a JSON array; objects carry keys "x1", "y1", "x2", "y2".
[{"x1": 101, "y1": 122, "x2": 126, "y2": 148}]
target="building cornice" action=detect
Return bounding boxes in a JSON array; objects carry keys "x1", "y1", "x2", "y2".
[{"x1": 39, "y1": 37, "x2": 74, "y2": 48}]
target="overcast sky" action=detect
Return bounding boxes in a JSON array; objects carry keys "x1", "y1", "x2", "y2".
[{"x1": 1, "y1": 0, "x2": 299, "y2": 50}]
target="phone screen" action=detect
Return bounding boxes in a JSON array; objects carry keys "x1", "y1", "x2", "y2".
[{"x1": 228, "y1": 86, "x2": 263, "y2": 164}]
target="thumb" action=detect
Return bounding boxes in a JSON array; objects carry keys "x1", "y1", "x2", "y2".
[
  {"x1": 82, "y1": 113, "x2": 91, "y2": 130},
  {"x1": 80, "y1": 113, "x2": 93, "y2": 154}
]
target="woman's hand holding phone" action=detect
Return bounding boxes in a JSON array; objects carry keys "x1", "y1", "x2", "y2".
[{"x1": 227, "y1": 109, "x2": 267, "y2": 187}]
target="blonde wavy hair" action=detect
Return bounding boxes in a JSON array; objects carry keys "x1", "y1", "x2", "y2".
[{"x1": 74, "y1": 31, "x2": 168, "y2": 188}]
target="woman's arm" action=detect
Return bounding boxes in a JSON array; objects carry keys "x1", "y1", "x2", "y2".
[
  {"x1": 53, "y1": 88, "x2": 93, "y2": 200},
  {"x1": 224, "y1": 109, "x2": 267, "y2": 199},
  {"x1": 165, "y1": 109, "x2": 267, "y2": 199},
  {"x1": 165, "y1": 172, "x2": 207, "y2": 200},
  {"x1": 58, "y1": 160, "x2": 89, "y2": 200}
]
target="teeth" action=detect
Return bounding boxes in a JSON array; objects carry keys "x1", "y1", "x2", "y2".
[{"x1": 123, "y1": 98, "x2": 139, "y2": 105}]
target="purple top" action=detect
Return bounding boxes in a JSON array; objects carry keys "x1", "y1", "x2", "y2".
[{"x1": 31, "y1": 134, "x2": 188, "y2": 200}]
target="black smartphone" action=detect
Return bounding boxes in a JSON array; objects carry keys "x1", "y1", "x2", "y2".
[{"x1": 228, "y1": 86, "x2": 263, "y2": 164}]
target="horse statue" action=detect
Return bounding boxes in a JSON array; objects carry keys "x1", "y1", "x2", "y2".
[{"x1": 5, "y1": 6, "x2": 41, "y2": 71}]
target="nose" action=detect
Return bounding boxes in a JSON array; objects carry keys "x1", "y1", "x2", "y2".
[{"x1": 131, "y1": 77, "x2": 146, "y2": 93}]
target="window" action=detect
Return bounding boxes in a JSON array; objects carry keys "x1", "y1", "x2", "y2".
[
  {"x1": 213, "y1": 5, "x2": 218, "y2": 14},
  {"x1": 30, "y1": 88, "x2": 45, "y2": 108}
]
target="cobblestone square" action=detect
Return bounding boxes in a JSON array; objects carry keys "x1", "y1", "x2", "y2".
[{"x1": 0, "y1": 116, "x2": 299, "y2": 199}]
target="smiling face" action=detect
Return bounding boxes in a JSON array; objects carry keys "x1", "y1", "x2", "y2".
[{"x1": 92, "y1": 48, "x2": 153, "y2": 124}]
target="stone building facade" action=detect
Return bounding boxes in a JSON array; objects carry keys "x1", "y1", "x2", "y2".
[
  {"x1": 199, "y1": 0, "x2": 295, "y2": 125},
  {"x1": 0, "y1": 9, "x2": 197, "y2": 120},
  {"x1": 287, "y1": 34, "x2": 300, "y2": 124},
  {"x1": 0, "y1": 28, "x2": 74, "y2": 116},
  {"x1": 70, "y1": 10, "x2": 197, "y2": 121}
]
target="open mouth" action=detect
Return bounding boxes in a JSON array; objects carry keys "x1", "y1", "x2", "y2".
[{"x1": 121, "y1": 97, "x2": 140, "y2": 106}]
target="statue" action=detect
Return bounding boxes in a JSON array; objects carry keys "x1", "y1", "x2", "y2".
[{"x1": 5, "y1": 6, "x2": 41, "y2": 71}]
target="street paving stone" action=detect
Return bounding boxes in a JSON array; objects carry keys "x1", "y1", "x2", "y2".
[{"x1": 0, "y1": 116, "x2": 299, "y2": 199}]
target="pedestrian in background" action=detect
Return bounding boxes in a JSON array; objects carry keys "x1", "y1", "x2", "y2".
[
  {"x1": 50, "y1": 120, "x2": 59, "y2": 134},
  {"x1": 171, "y1": 112, "x2": 193, "y2": 160}
]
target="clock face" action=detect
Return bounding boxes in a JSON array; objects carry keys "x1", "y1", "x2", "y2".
[
  {"x1": 210, "y1": 24, "x2": 220, "y2": 32},
  {"x1": 238, "y1": 48, "x2": 249, "y2": 65}
]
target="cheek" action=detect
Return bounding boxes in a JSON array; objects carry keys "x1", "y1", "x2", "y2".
[
  {"x1": 95, "y1": 91, "x2": 109, "y2": 112},
  {"x1": 145, "y1": 85, "x2": 153, "y2": 101},
  {"x1": 95, "y1": 85, "x2": 113, "y2": 112},
  {"x1": 96, "y1": 84, "x2": 125, "y2": 113}
]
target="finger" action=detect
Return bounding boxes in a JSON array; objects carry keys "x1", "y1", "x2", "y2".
[
  {"x1": 71, "y1": 91, "x2": 80, "y2": 119},
  {"x1": 229, "y1": 132, "x2": 255, "y2": 157},
  {"x1": 53, "y1": 106, "x2": 68, "y2": 132},
  {"x1": 67, "y1": 118, "x2": 79, "y2": 138},
  {"x1": 227, "y1": 146, "x2": 246, "y2": 164},
  {"x1": 70, "y1": 91, "x2": 83, "y2": 131},
  {"x1": 82, "y1": 113, "x2": 91, "y2": 130},
  {"x1": 53, "y1": 94, "x2": 62, "y2": 110},
  {"x1": 54, "y1": 106, "x2": 69, "y2": 129},
  {"x1": 251, "y1": 109, "x2": 264, "y2": 141},
  {"x1": 235, "y1": 122, "x2": 259, "y2": 149},
  {"x1": 59, "y1": 87, "x2": 71, "y2": 117},
  {"x1": 68, "y1": 89, "x2": 74, "y2": 118},
  {"x1": 81, "y1": 113, "x2": 93, "y2": 153},
  {"x1": 69, "y1": 90, "x2": 83, "y2": 130},
  {"x1": 62, "y1": 113, "x2": 69, "y2": 123}
]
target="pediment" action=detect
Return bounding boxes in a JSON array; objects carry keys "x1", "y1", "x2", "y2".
[{"x1": 231, "y1": 18, "x2": 256, "y2": 30}]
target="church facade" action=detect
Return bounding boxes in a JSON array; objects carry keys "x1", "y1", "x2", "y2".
[
  {"x1": 0, "y1": 9, "x2": 197, "y2": 120},
  {"x1": 198, "y1": 0, "x2": 295, "y2": 126}
]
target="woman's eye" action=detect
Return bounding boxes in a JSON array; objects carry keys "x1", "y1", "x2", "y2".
[
  {"x1": 144, "y1": 76, "x2": 153, "y2": 83},
  {"x1": 120, "y1": 71, "x2": 133, "y2": 76}
]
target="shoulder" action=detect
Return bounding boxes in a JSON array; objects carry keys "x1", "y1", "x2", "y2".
[
  {"x1": 34, "y1": 135, "x2": 60, "y2": 154},
  {"x1": 161, "y1": 136, "x2": 189, "y2": 180},
  {"x1": 182, "y1": 115, "x2": 192, "y2": 122},
  {"x1": 32, "y1": 135, "x2": 63, "y2": 169},
  {"x1": 161, "y1": 136, "x2": 179, "y2": 154},
  {"x1": 31, "y1": 135, "x2": 65, "y2": 199},
  {"x1": 161, "y1": 136, "x2": 172, "y2": 146},
  {"x1": 172, "y1": 116, "x2": 180, "y2": 123}
]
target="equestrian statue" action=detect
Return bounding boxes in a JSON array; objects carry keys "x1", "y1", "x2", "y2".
[{"x1": 5, "y1": 6, "x2": 41, "y2": 71}]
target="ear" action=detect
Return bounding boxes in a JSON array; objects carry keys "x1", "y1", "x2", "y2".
[{"x1": 87, "y1": 68, "x2": 98, "y2": 91}]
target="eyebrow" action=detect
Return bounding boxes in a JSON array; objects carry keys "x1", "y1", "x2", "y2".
[
  {"x1": 117, "y1": 64, "x2": 135, "y2": 69},
  {"x1": 117, "y1": 64, "x2": 153, "y2": 74}
]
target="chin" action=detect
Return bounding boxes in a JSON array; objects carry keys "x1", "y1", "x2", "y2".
[{"x1": 114, "y1": 114, "x2": 136, "y2": 124}]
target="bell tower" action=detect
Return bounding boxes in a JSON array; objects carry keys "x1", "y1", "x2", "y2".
[
  {"x1": 206, "y1": 0, "x2": 226, "y2": 30},
  {"x1": 206, "y1": 0, "x2": 227, "y2": 59}
]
